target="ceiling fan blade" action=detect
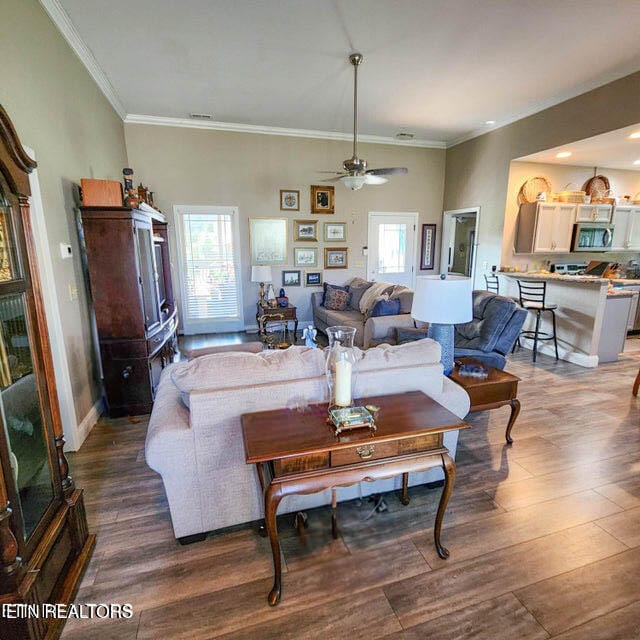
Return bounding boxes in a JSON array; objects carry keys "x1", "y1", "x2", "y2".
[
  {"x1": 366, "y1": 167, "x2": 409, "y2": 176},
  {"x1": 364, "y1": 174, "x2": 388, "y2": 185},
  {"x1": 317, "y1": 170, "x2": 346, "y2": 174},
  {"x1": 321, "y1": 176, "x2": 345, "y2": 182}
]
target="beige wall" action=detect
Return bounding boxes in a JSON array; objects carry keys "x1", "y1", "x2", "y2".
[
  {"x1": 503, "y1": 161, "x2": 640, "y2": 270},
  {"x1": 444, "y1": 71, "x2": 640, "y2": 285},
  {"x1": 0, "y1": 0, "x2": 128, "y2": 433},
  {"x1": 124, "y1": 124, "x2": 445, "y2": 328}
]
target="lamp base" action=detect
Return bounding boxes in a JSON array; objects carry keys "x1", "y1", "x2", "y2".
[{"x1": 428, "y1": 323, "x2": 454, "y2": 375}]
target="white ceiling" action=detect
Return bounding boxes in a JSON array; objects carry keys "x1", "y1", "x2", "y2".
[
  {"x1": 57, "y1": 0, "x2": 640, "y2": 145},
  {"x1": 518, "y1": 122, "x2": 640, "y2": 171}
]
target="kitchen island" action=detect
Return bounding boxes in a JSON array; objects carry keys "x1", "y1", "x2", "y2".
[{"x1": 502, "y1": 273, "x2": 633, "y2": 367}]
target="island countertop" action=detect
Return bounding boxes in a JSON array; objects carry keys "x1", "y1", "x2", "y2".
[{"x1": 501, "y1": 272, "x2": 609, "y2": 285}]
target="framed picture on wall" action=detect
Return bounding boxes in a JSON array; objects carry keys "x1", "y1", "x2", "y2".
[
  {"x1": 323, "y1": 221, "x2": 346, "y2": 242},
  {"x1": 294, "y1": 247, "x2": 318, "y2": 267},
  {"x1": 324, "y1": 247, "x2": 348, "y2": 269},
  {"x1": 249, "y1": 218, "x2": 287, "y2": 265},
  {"x1": 280, "y1": 189, "x2": 300, "y2": 211},
  {"x1": 305, "y1": 271, "x2": 323, "y2": 287},
  {"x1": 310, "y1": 185, "x2": 334, "y2": 214},
  {"x1": 420, "y1": 223, "x2": 436, "y2": 270},
  {"x1": 294, "y1": 219, "x2": 318, "y2": 242},
  {"x1": 282, "y1": 270, "x2": 301, "y2": 286}
]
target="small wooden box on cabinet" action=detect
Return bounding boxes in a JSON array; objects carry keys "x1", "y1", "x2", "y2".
[{"x1": 79, "y1": 205, "x2": 178, "y2": 417}]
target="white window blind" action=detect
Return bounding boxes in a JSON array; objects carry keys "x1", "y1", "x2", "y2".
[{"x1": 181, "y1": 212, "x2": 241, "y2": 321}]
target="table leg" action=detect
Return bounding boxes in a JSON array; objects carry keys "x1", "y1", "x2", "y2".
[
  {"x1": 633, "y1": 368, "x2": 640, "y2": 397},
  {"x1": 505, "y1": 398, "x2": 521, "y2": 445},
  {"x1": 255, "y1": 463, "x2": 268, "y2": 537},
  {"x1": 400, "y1": 472, "x2": 410, "y2": 505},
  {"x1": 434, "y1": 453, "x2": 455, "y2": 560},
  {"x1": 265, "y1": 483, "x2": 285, "y2": 606},
  {"x1": 293, "y1": 319, "x2": 298, "y2": 341},
  {"x1": 331, "y1": 489, "x2": 338, "y2": 539}
]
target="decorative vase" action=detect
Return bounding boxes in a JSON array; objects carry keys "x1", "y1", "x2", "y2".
[{"x1": 325, "y1": 326, "x2": 358, "y2": 409}]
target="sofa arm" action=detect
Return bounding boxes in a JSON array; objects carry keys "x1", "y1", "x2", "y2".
[
  {"x1": 363, "y1": 314, "x2": 415, "y2": 348},
  {"x1": 182, "y1": 342, "x2": 263, "y2": 360},
  {"x1": 311, "y1": 291, "x2": 323, "y2": 313}
]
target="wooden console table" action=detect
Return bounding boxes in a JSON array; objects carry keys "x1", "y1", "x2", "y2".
[
  {"x1": 241, "y1": 391, "x2": 469, "y2": 605},
  {"x1": 256, "y1": 303, "x2": 298, "y2": 340},
  {"x1": 448, "y1": 358, "x2": 521, "y2": 444}
]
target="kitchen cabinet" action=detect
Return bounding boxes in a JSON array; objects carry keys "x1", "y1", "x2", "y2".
[
  {"x1": 611, "y1": 205, "x2": 640, "y2": 251},
  {"x1": 515, "y1": 202, "x2": 576, "y2": 254},
  {"x1": 575, "y1": 204, "x2": 612, "y2": 223}
]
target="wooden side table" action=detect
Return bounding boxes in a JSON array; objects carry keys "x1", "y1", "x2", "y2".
[
  {"x1": 242, "y1": 391, "x2": 469, "y2": 605},
  {"x1": 448, "y1": 358, "x2": 521, "y2": 444},
  {"x1": 256, "y1": 303, "x2": 298, "y2": 340}
]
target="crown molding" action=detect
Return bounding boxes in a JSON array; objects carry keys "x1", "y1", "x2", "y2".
[
  {"x1": 124, "y1": 114, "x2": 447, "y2": 148},
  {"x1": 39, "y1": 0, "x2": 126, "y2": 119}
]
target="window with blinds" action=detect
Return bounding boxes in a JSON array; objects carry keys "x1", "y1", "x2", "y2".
[{"x1": 178, "y1": 208, "x2": 243, "y2": 332}]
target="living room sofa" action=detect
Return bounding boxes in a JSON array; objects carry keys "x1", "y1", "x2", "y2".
[{"x1": 145, "y1": 341, "x2": 470, "y2": 540}]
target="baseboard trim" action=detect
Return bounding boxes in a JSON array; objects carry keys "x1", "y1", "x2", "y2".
[
  {"x1": 518, "y1": 338, "x2": 598, "y2": 368},
  {"x1": 68, "y1": 397, "x2": 105, "y2": 452}
]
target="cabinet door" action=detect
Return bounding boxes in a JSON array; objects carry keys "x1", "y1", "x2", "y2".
[
  {"x1": 594, "y1": 205, "x2": 612, "y2": 222},
  {"x1": 576, "y1": 205, "x2": 595, "y2": 222},
  {"x1": 552, "y1": 205, "x2": 577, "y2": 252},
  {"x1": 611, "y1": 207, "x2": 632, "y2": 250},
  {"x1": 628, "y1": 211, "x2": 640, "y2": 250},
  {"x1": 533, "y1": 204, "x2": 557, "y2": 252},
  {"x1": 134, "y1": 221, "x2": 161, "y2": 331}
]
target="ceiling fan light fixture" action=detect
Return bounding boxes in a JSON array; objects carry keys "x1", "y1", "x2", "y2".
[{"x1": 341, "y1": 175, "x2": 367, "y2": 190}]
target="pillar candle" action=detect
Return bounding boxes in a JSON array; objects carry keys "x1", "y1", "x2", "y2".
[{"x1": 334, "y1": 358, "x2": 352, "y2": 406}]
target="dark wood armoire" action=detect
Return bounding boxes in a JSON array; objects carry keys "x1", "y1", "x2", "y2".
[
  {"x1": 79, "y1": 205, "x2": 178, "y2": 417},
  {"x1": 0, "y1": 106, "x2": 94, "y2": 639}
]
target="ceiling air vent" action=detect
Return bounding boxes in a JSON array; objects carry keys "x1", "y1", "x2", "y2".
[
  {"x1": 395, "y1": 132, "x2": 414, "y2": 140},
  {"x1": 189, "y1": 113, "x2": 213, "y2": 120}
]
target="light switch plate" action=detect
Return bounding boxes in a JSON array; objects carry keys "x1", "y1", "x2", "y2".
[{"x1": 59, "y1": 243, "x2": 73, "y2": 259}]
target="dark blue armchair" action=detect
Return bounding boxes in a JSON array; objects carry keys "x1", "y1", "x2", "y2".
[{"x1": 454, "y1": 291, "x2": 526, "y2": 369}]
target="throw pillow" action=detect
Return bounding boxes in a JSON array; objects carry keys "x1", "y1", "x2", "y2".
[
  {"x1": 348, "y1": 277, "x2": 373, "y2": 311},
  {"x1": 359, "y1": 281, "x2": 395, "y2": 315},
  {"x1": 390, "y1": 285, "x2": 414, "y2": 314},
  {"x1": 395, "y1": 326, "x2": 428, "y2": 344},
  {"x1": 322, "y1": 281, "x2": 348, "y2": 306},
  {"x1": 368, "y1": 297, "x2": 401, "y2": 317},
  {"x1": 324, "y1": 285, "x2": 351, "y2": 311}
]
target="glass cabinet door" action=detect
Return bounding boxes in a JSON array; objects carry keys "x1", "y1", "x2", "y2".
[
  {"x1": 0, "y1": 194, "x2": 55, "y2": 541},
  {"x1": 135, "y1": 223, "x2": 161, "y2": 330}
]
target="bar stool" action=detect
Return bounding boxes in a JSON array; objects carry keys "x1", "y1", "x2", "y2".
[
  {"x1": 516, "y1": 280, "x2": 559, "y2": 363},
  {"x1": 484, "y1": 274, "x2": 499, "y2": 294}
]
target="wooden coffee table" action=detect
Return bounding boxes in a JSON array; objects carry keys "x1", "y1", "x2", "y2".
[
  {"x1": 448, "y1": 358, "x2": 521, "y2": 444},
  {"x1": 242, "y1": 391, "x2": 469, "y2": 606}
]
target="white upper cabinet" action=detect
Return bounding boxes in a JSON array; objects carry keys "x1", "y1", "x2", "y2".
[
  {"x1": 575, "y1": 204, "x2": 612, "y2": 223},
  {"x1": 515, "y1": 202, "x2": 576, "y2": 254},
  {"x1": 611, "y1": 206, "x2": 640, "y2": 251}
]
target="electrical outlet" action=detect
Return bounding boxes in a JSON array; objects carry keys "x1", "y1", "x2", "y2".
[{"x1": 68, "y1": 283, "x2": 78, "y2": 301}]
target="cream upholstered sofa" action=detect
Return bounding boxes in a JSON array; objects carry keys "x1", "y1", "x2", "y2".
[{"x1": 145, "y1": 341, "x2": 469, "y2": 540}]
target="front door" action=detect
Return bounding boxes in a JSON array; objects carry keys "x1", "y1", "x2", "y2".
[{"x1": 367, "y1": 212, "x2": 417, "y2": 286}]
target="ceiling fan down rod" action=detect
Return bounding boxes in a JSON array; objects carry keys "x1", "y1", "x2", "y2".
[{"x1": 349, "y1": 53, "x2": 363, "y2": 162}]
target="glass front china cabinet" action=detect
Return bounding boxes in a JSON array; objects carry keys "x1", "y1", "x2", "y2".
[{"x1": 0, "y1": 105, "x2": 93, "y2": 639}]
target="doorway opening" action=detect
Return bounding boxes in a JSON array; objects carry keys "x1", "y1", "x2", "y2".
[{"x1": 441, "y1": 207, "x2": 480, "y2": 282}]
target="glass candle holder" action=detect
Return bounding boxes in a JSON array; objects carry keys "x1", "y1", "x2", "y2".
[{"x1": 325, "y1": 326, "x2": 358, "y2": 409}]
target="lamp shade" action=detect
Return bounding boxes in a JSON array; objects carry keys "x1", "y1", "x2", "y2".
[
  {"x1": 251, "y1": 266, "x2": 272, "y2": 283},
  {"x1": 411, "y1": 275, "x2": 473, "y2": 324}
]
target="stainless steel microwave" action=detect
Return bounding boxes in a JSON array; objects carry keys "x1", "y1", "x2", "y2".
[{"x1": 571, "y1": 223, "x2": 614, "y2": 252}]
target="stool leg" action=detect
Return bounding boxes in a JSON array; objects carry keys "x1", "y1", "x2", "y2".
[
  {"x1": 550, "y1": 310, "x2": 559, "y2": 361},
  {"x1": 532, "y1": 310, "x2": 541, "y2": 363}
]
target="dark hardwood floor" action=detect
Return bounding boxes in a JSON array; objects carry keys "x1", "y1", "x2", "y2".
[{"x1": 61, "y1": 346, "x2": 640, "y2": 639}]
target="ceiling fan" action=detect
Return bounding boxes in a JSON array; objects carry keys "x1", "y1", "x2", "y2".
[{"x1": 319, "y1": 53, "x2": 408, "y2": 191}]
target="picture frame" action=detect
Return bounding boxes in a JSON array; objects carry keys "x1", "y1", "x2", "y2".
[
  {"x1": 282, "y1": 269, "x2": 301, "y2": 287},
  {"x1": 294, "y1": 246, "x2": 318, "y2": 267},
  {"x1": 305, "y1": 271, "x2": 323, "y2": 287},
  {"x1": 323, "y1": 221, "x2": 346, "y2": 242},
  {"x1": 294, "y1": 219, "x2": 318, "y2": 242},
  {"x1": 249, "y1": 218, "x2": 287, "y2": 266},
  {"x1": 324, "y1": 247, "x2": 348, "y2": 269},
  {"x1": 280, "y1": 189, "x2": 300, "y2": 211},
  {"x1": 420, "y1": 223, "x2": 437, "y2": 270},
  {"x1": 311, "y1": 185, "x2": 334, "y2": 214}
]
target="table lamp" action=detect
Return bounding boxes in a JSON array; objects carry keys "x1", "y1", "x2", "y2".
[
  {"x1": 251, "y1": 266, "x2": 272, "y2": 306},
  {"x1": 411, "y1": 274, "x2": 473, "y2": 375}
]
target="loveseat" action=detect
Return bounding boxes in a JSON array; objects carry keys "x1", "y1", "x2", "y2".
[{"x1": 145, "y1": 341, "x2": 470, "y2": 540}]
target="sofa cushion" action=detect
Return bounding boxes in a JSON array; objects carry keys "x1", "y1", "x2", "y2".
[
  {"x1": 369, "y1": 297, "x2": 401, "y2": 317},
  {"x1": 348, "y1": 277, "x2": 373, "y2": 310},
  {"x1": 322, "y1": 281, "x2": 348, "y2": 306},
  {"x1": 390, "y1": 285, "x2": 414, "y2": 314},
  {"x1": 359, "y1": 281, "x2": 395, "y2": 314},
  {"x1": 395, "y1": 326, "x2": 428, "y2": 344},
  {"x1": 171, "y1": 346, "x2": 326, "y2": 403},
  {"x1": 355, "y1": 340, "x2": 440, "y2": 372},
  {"x1": 324, "y1": 308, "x2": 363, "y2": 326},
  {"x1": 324, "y1": 285, "x2": 351, "y2": 311}
]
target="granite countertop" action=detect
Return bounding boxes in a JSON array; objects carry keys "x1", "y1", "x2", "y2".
[
  {"x1": 611, "y1": 278, "x2": 640, "y2": 286},
  {"x1": 501, "y1": 272, "x2": 609, "y2": 284},
  {"x1": 607, "y1": 289, "x2": 635, "y2": 298}
]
